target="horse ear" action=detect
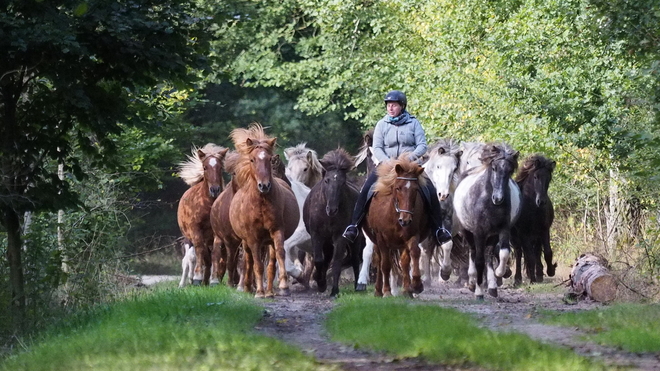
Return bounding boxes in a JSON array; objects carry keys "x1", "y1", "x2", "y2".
[
  {"x1": 415, "y1": 165, "x2": 425, "y2": 177},
  {"x1": 550, "y1": 160, "x2": 557, "y2": 171},
  {"x1": 220, "y1": 148, "x2": 229, "y2": 157},
  {"x1": 394, "y1": 163, "x2": 404, "y2": 175},
  {"x1": 266, "y1": 137, "x2": 277, "y2": 148},
  {"x1": 197, "y1": 149, "x2": 206, "y2": 161},
  {"x1": 437, "y1": 147, "x2": 446, "y2": 155},
  {"x1": 456, "y1": 150, "x2": 463, "y2": 158},
  {"x1": 284, "y1": 148, "x2": 293, "y2": 160},
  {"x1": 246, "y1": 138, "x2": 254, "y2": 147},
  {"x1": 306, "y1": 150, "x2": 315, "y2": 162},
  {"x1": 513, "y1": 151, "x2": 520, "y2": 161}
]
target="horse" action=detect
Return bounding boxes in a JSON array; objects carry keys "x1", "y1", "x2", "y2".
[
  {"x1": 303, "y1": 148, "x2": 363, "y2": 296},
  {"x1": 228, "y1": 124, "x2": 299, "y2": 297},
  {"x1": 284, "y1": 143, "x2": 324, "y2": 188},
  {"x1": 353, "y1": 129, "x2": 379, "y2": 291},
  {"x1": 419, "y1": 139, "x2": 462, "y2": 285},
  {"x1": 511, "y1": 154, "x2": 557, "y2": 285},
  {"x1": 453, "y1": 143, "x2": 521, "y2": 299},
  {"x1": 177, "y1": 143, "x2": 229, "y2": 285},
  {"x1": 209, "y1": 151, "x2": 242, "y2": 287},
  {"x1": 178, "y1": 237, "x2": 195, "y2": 288},
  {"x1": 363, "y1": 154, "x2": 430, "y2": 297}
]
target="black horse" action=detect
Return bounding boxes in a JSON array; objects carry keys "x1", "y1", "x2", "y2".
[
  {"x1": 303, "y1": 148, "x2": 363, "y2": 296},
  {"x1": 511, "y1": 154, "x2": 557, "y2": 285}
]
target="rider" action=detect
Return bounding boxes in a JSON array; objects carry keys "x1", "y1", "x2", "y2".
[{"x1": 342, "y1": 90, "x2": 452, "y2": 245}]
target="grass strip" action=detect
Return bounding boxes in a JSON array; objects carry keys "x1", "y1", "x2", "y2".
[
  {"x1": 1, "y1": 285, "x2": 333, "y2": 371},
  {"x1": 326, "y1": 295, "x2": 607, "y2": 371},
  {"x1": 540, "y1": 303, "x2": 660, "y2": 353}
]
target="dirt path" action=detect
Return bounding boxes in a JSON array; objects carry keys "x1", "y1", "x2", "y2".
[{"x1": 254, "y1": 278, "x2": 660, "y2": 371}]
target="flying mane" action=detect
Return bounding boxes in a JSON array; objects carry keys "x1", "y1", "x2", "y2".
[
  {"x1": 320, "y1": 148, "x2": 354, "y2": 172},
  {"x1": 429, "y1": 138, "x2": 461, "y2": 157},
  {"x1": 465, "y1": 143, "x2": 518, "y2": 176},
  {"x1": 229, "y1": 123, "x2": 277, "y2": 186},
  {"x1": 374, "y1": 153, "x2": 426, "y2": 196},
  {"x1": 515, "y1": 154, "x2": 555, "y2": 183},
  {"x1": 178, "y1": 143, "x2": 228, "y2": 186}
]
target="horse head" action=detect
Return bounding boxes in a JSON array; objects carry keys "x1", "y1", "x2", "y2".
[
  {"x1": 425, "y1": 139, "x2": 462, "y2": 201},
  {"x1": 319, "y1": 148, "x2": 353, "y2": 217},
  {"x1": 391, "y1": 159, "x2": 425, "y2": 227},
  {"x1": 517, "y1": 155, "x2": 556, "y2": 207},
  {"x1": 284, "y1": 143, "x2": 323, "y2": 187},
  {"x1": 198, "y1": 146, "x2": 229, "y2": 198},
  {"x1": 481, "y1": 144, "x2": 519, "y2": 205},
  {"x1": 246, "y1": 138, "x2": 277, "y2": 194}
]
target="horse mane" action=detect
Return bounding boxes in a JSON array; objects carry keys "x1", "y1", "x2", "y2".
[
  {"x1": 284, "y1": 143, "x2": 323, "y2": 170},
  {"x1": 515, "y1": 154, "x2": 555, "y2": 183},
  {"x1": 178, "y1": 143, "x2": 228, "y2": 186},
  {"x1": 374, "y1": 153, "x2": 426, "y2": 195},
  {"x1": 428, "y1": 138, "x2": 461, "y2": 158},
  {"x1": 478, "y1": 143, "x2": 519, "y2": 172},
  {"x1": 320, "y1": 148, "x2": 354, "y2": 173},
  {"x1": 353, "y1": 129, "x2": 374, "y2": 167},
  {"x1": 229, "y1": 123, "x2": 277, "y2": 186}
]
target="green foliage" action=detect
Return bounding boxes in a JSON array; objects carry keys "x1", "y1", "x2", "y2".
[
  {"x1": 540, "y1": 303, "x2": 660, "y2": 352},
  {"x1": 327, "y1": 295, "x2": 603, "y2": 371},
  {"x1": 0, "y1": 286, "x2": 331, "y2": 371}
]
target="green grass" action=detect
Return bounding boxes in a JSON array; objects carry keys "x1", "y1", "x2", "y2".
[
  {"x1": 326, "y1": 295, "x2": 608, "y2": 371},
  {"x1": 540, "y1": 303, "x2": 660, "y2": 353},
  {"x1": 1, "y1": 285, "x2": 333, "y2": 371}
]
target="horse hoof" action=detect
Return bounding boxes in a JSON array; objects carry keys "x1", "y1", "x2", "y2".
[
  {"x1": 488, "y1": 288, "x2": 498, "y2": 298},
  {"x1": 355, "y1": 283, "x2": 367, "y2": 292},
  {"x1": 476, "y1": 295, "x2": 485, "y2": 301},
  {"x1": 503, "y1": 267, "x2": 512, "y2": 279},
  {"x1": 468, "y1": 283, "x2": 476, "y2": 292},
  {"x1": 440, "y1": 271, "x2": 451, "y2": 281},
  {"x1": 278, "y1": 288, "x2": 291, "y2": 297},
  {"x1": 265, "y1": 292, "x2": 275, "y2": 298},
  {"x1": 192, "y1": 279, "x2": 203, "y2": 286},
  {"x1": 330, "y1": 288, "x2": 339, "y2": 297},
  {"x1": 513, "y1": 279, "x2": 522, "y2": 287},
  {"x1": 210, "y1": 282, "x2": 219, "y2": 287},
  {"x1": 412, "y1": 283, "x2": 424, "y2": 295},
  {"x1": 317, "y1": 282, "x2": 327, "y2": 293},
  {"x1": 383, "y1": 292, "x2": 392, "y2": 298},
  {"x1": 374, "y1": 291, "x2": 383, "y2": 297},
  {"x1": 496, "y1": 277, "x2": 503, "y2": 286},
  {"x1": 254, "y1": 292, "x2": 265, "y2": 299}
]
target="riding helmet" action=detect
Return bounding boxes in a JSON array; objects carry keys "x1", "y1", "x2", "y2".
[{"x1": 384, "y1": 90, "x2": 407, "y2": 109}]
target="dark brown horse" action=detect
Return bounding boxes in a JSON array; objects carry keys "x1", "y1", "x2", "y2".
[
  {"x1": 228, "y1": 124, "x2": 299, "y2": 298},
  {"x1": 177, "y1": 144, "x2": 229, "y2": 285},
  {"x1": 512, "y1": 154, "x2": 557, "y2": 285},
  {"x1": 363, "y1": 154, "x2": 430, "y2": 297},
  {"x1": 303, "y1": 148, "x2": 363, "y2": 297}
]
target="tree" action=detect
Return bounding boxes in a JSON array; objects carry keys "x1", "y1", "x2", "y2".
[{"x1": 0, "y1": 0, "x2": 212, "y2": 322}]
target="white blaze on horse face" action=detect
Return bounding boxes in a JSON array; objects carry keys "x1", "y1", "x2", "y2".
[
  {"x1": 258, "y1": 150, "x2": 267, "y2": 161},
  {"x1": 404, "y1": 180, "x2": 411, "y2": 190},
  {"x1": 208, "y1": 157, "x2": 217, "y2": 168}
]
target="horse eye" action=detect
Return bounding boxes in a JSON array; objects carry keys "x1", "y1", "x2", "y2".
[
  {"x1": 324, "y1": 178, "x2": 330, "y2": 184},
  {"x1": 304, "y1": 168, "x2": 308, "y2": 172}
]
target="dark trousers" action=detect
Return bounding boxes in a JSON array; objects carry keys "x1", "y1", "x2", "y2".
[{"x1": 349, "y1": 171, "x2": 445, "y2": 231}]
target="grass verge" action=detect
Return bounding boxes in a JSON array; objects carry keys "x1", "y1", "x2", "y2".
[
  {"x1": 326, "y1": 295, "x2": 608, "y2": 371},
  {"x1": 1, "y1": 285, "x2": 332, "y2": 371},
  {"x1": 539, "y1": 303, "x2": 660, "y2": 353}
]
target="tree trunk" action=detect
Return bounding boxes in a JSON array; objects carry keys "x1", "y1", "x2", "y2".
[
  {"x1": 3, "y1": 206, "x2": 26, "y2": 325},
  {"x1": 570, "y1": 253, "x2": 617, "y2": 303}
]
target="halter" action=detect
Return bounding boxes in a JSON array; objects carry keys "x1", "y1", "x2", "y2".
[{"x1": 394, "y1": 176, "x2": 418, "y2": 215}]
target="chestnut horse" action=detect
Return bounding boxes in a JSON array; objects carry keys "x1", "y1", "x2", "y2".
[
  {"x1": 229, "y1": 124, "x2": 299, "y2": 297},
  {"x1": 177, "y1": 144, "x2": 229, "y2": 285},
  {"x1": 512, "y1": 154, "x2": 557, "y2": 285},
  {"x1": 363, "y1": 154, "x2": 430, "y2": 297}
]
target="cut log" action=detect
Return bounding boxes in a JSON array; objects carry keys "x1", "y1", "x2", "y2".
[{"x1": 570, "y1": 253, "x2": 617, "y2": 303}]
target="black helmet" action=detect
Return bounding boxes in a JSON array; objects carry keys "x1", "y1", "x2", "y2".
[{"x1": 384, "y1": 90, "x2": 407, "y2": 108}]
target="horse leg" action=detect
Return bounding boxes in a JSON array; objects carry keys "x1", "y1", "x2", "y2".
[
  {"x1": 373, "y1": 245, "x2": 383, "y2": 297},
  {"x1": 513, "y1": 243, "x2": 523, "y2": 287},
  {"x1": 284, "y1": 226, "x2": 307, "y2": 280},
  {"x1": 179, "y1": 242, "x2": 195, "y2": 288},
  {"x1": 251, "y1": 244, "x2": 267, "y2": 298},
  {"x1": 380, "y1": 245, "x2": 393, "y2": 298},
  {"x1": 542, "y1": 229, "x2": 556, "y2": 278},
  {"x1": 210, "y1": 237, "x2": 226, "y2": 286},
  {"x1": 357, "y1": 236, "x2": 374, "y2": 291},
  {"x1": 473, "y1": 236, "x2": 487, "y2": 300},
  {"x1": 265, "y1": 244, "x2": 277, "y2": 298},
  {"x1": 312, "y1": 237, "x2": 329, "y2": 293},
  {"x1": 419, "y1": 240, "x2": 432, "y2": 287},
  {"x1": 240, "y1": 246, "x2": 253, "y2": 293},
  {"x1": 495, "y1": 231, "x2": 511, "y2": 278},
  {"x1": 410, "y1": 240, "x2": 423, "y2": 295},
  {"x1": 486, "y1": 258, "x2": 498, "y2": 297},
  {"x1": 523, "y1": 239, "x2": 537, "y2": 283},
  {"x1": 226, "y1": 240, "x2": 240, "y2": 287},
  {"x1": 190, "y1": 233, "x2": 207, "y2": 285},
  {"x1": 272, "y1": 231, "x2": 290, "y2": 297},
  {"x1": 330, "y1": 238, "x2": 346, "y2": 297},
  {"x1": 439, "y1": 239, "x2": 453, "y2": 282}
]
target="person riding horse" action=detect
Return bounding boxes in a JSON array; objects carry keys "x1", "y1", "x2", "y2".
[{"x1": 342, "y1": 90, "x2": 452, "y2": 246}]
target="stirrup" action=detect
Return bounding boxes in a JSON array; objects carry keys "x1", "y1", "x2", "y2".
[
  {"x1": 342, "y1": 225, "x2": 359, "y2": 243},
  {"x1": 435, "y1": 228, "x2": 452, "y2": 245}
]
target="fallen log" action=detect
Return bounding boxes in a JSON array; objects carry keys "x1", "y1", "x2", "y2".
[{"x1": 570, "y1": 253, "x2": 617, "y2": 303}]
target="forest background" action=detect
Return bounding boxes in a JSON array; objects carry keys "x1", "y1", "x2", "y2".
[{"x1": 1, "y1": 0, "x2": 659, "y2": 345}]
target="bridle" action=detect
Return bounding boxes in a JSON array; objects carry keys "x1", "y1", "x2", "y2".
[{"x1": 393, "y1": 176, "x2": 418, "y2": 216}]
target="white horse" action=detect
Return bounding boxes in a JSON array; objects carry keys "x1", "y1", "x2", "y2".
[
  {"x1": 420, "y1": 139, "x2": 462, "y2": 285},
  {"x1": 178, "y1": 237, "x2": 195, "y2": 288},
  {"x1": 283, "y1": 143, "x2": 323, "y2": 287}
]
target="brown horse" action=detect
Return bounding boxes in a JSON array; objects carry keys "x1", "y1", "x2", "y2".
[
  {"x1": 363, "y1": 154, "x2": 430, "y2": 297},
  {"x1": 177, "y1": 144, "x2": 229, "y2": 285},
  {"x1": 228, "y1": 124, "x2": 299, "y2": 297}
]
